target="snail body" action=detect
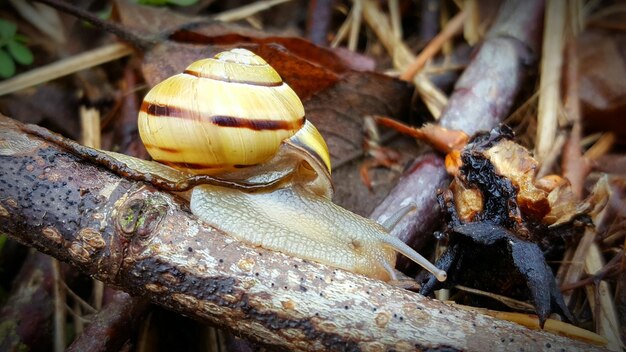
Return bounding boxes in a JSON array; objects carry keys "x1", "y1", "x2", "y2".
[
  {"x1": 191, "y1": 184, "x2": 434, "y2": 281},
  {"x1": 133, "y1": 48, "x2": 446, "y2": 282}
]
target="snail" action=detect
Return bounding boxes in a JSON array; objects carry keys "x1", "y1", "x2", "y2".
[{"x1": 29, "y1": 48, "x2": 447, "y2": 282}]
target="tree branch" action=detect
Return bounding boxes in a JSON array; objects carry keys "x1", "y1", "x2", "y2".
[
  {"x1": 66, "y1": 291, "x2": 148, "y2": 352},
  {"x1": 371, "y1": 0, "x2": 545, "y2": 249},
  {"x1": 0, "y1": 115, "x2": 603, "y2": 351}
]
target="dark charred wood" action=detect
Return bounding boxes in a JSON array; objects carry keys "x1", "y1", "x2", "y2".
[
  {"x1": 0, "y1": 238, "x2": 28, "y2": 289},
  {"x1": 371, "y1": 0, "x2": 545, "y2": 260}
]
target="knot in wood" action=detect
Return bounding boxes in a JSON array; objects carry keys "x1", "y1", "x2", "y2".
[{"x1": 116, "y1": 196, "x2": 168, "y2": 239}]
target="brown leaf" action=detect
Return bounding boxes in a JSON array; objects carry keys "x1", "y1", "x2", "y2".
[
  {"x1": 578, "y1": 29, "x2": 626, "y2": 141},
  {"x1": 113, "y1": 0, "x2": 210, "y2": 37},
  {"x1": 592, "y1": 154, "x2": 626, "y2": 175},
  {"x1": 140, "y1": 36, "x2": 373, "y2": 99},
  {"x1": 115, "y1": 0, "x2": 412, "y2": 207},
  {"x1": 115, "y1": 0, "x2": 374, "y2": 93},
  {"x1": 0, "y1": 86, "x2": 80, "y2": 139},
  {"x1": 303, "y1": 72, "x2": 412, "y2": 165}
]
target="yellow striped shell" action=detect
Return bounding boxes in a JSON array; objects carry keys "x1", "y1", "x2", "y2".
[
  {"x1": 132, "y1": 48, "x2": 446, "y2": 283},
  {"x1": 138, "y1": 48, "x2": 317, "y2": 176}
]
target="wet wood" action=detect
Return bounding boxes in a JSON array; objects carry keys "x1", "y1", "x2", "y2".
[
  {"x1": 371, "y1": 0, "x2": 546, "y2": 249},
  {"x1": 0, "y1": 115, "x2": 605, "y2": 351}
]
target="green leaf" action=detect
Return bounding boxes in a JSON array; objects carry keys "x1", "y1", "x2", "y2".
[
  {"x1": 135, "y1": 0, "x2": 197, "y2": 5},
  {"x1": 13, "y1": 34, "x2": 29, "y2": 44},
  {"x1": 166, "y1": 0, "x2": 198, "y2": 6},
  {"x1": 0, "y1": 285, "x2": 8, "y2": 308},
  {"x1": 97, "y1": 5, "x2": 113, "y2": 20},
  {"x1": 7, "y1": 40, "x2": 33, "y2": 65},
  {"x1": 0, "y1": 19, "x2": 17, "y2": 40},
  {"x1": 0, "y1": 49, "x2": 15, "y2": 78},
  {"x1": 135, "y1": 0, "x2": 169, "y2": 5},
  {"x1": 0, "y1": 234, "x2": 6, "y2": 253},
  {"x1": 0, "y1": 234, "x2": 6, "y2": 248}
]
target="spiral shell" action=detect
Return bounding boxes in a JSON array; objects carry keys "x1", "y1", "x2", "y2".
[
  {"x1": 132, "y1": 48, "x2": 446, "y2": 282},
  {"x1": 138, "y1": 48, "x2": 307, "y2": 175}
]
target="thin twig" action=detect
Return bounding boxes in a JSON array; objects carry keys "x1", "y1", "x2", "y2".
[
  {"x1": 306, "y1": 0, "x2": 334, "y2": 45},
  {"x1": 32, "y1": 0, "x2": 154, "y2": 49},
  {"x1": 80, "y1": 107, "x2": 101, "y2": 150},
  {"x1": 52, "y1": 258, "x2": 66, "y2": 352},
  {"x1": 389, "y1": 0, "x2": 402, "y2": 40},
  {"x1": 64, "y1": 303, "x2": 92, "y2": 324},
  {"x1": 9, "y1": 0, "x2": 65, "y2": 43},
  {"x1": 584, "y1": 133, "x2": 615, "y2": 160},
  {"x1": 213, "y1": 0, "x2": 292, "y2": 22},
  {"x1": 0, "y1": 42, "x2": 133, "y2": 96},
  {"x1": 73, "y1": 302, "x2": 84, "y2": 335},
  {"x1": 584, "y1": 244, "x2": 623, "y2": 351},
  {"x1": 348, "y1": 0, "x2": 362, "y2": 51},
  {"x1": 455, "y1": 285, "x2": 535, "y2": 312},
  {"x1": 399, "y1": 11, "x2": 467, "y2": 81},
  {"x1": 561, "y1": 9, "x2": 588, "y2": 198},
  {"x1": 330, "y1": 10, "x2": 352, "y2": 47},
  {"x1": 561, "y1": 251, "x2": 624, "y2": 292},
  {"x1": 62, "y1": 281, "x2": 98, "y2": 314},
  {"x1": 454, "y1": 304, "x2": 608, "y2": 347},
  {"x1": 463, "y1": 0, "x2": 481, "y2": 45},
  {"x1": 535, "y1": 0, "x2": 567, "y2": 161},
  {"x1": 561, "y1": 228, "x2": 596, "y2": 304}
]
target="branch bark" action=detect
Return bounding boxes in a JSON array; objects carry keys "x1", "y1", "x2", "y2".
[
  {"x1": 371, "y1": 0, "x2": 545, "y2": 248},
  {"x1": 66, "y1": 291, "x2": 148, "y2": 352},
  {"x1": 0, "y1": 115, "x2": 604, "y2": 351}
]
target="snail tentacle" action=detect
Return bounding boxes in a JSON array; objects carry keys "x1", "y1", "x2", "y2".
[
  {"x1": 382, "y1": 261, "x2": 398, "y2": 281},
  {"x1": 380, "y1": 203, "x2": 416, "y2": 231},
  {"x1": 378, "y1": 235, "x2": 448, "y2": 282}
]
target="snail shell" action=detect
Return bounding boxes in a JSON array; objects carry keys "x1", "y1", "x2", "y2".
[
  {"x1": 138, "y1": 48, "x2": 326, "y2": 175},
  {"x1": 133, "y1": 48, "x2": 446, "y2": 282}
]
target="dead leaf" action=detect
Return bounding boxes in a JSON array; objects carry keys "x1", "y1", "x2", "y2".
[
  {"x1": 1, "y1": 86, "x2": 80, "y2": 139},
  {"x1": 578, "y1": 29, "x2": 626, "y2": 142}
]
